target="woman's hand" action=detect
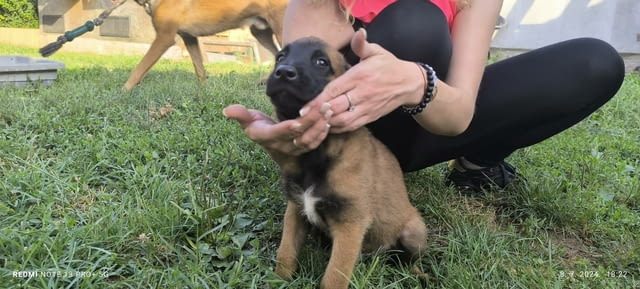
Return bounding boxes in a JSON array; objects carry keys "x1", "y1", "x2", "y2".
[
  {"x1": 223, "y1": 104, "x2": 332, "y2": 156},
  {"x1": 301, "y1": 28, "x2": 425, "y2": 133},
  {"x1": 224, "y1": 29, "x2": 425, "y2": 154}
]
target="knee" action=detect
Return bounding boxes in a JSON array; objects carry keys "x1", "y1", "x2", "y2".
[{"x1": 571, "y1": 38, "x2": 625, "y2": 100}]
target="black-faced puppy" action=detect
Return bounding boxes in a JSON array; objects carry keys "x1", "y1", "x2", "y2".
[{"x1": 265, "y1": 37, "x2": 427, "y2": 289}]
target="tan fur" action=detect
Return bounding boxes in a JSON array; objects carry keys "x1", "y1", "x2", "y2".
[
  {"x1": 269, "y1": 39, "x2": 427, "y2": 289},
  {"x1": 123, "y1": 0, "x2": 288, "y2": 91}
]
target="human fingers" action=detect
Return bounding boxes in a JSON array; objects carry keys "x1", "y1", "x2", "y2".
[
  {"x1": 299, "y1": 49, "x2": 363, "y2": 117},
  {"x1": 293, "y1": 118, "x2": 332, "y2": 150},
  {"x1": 296, "y1": 30, "x2": 372, "y2": 117},
  {"x1": 299, "y1": 65, "x2": 358, "y2": 121},
  {"x1": 326, "y1": 91, "x2": 358, "y2": 116},
  {"x1": 351, "y1": 28, "x2": 387, "y2": 61},
  {"x1": 297, "y1": 102, "x2": 334, "y2": 124},
  {"x1": 329, "y1": 110, "x2": 369, "y2": 134},
  {"x1": 223, "y1": 104, "x2": 253, "y2": 129},
  {"x1": 309, "y1": 30, "x2": 386, "y2": 118},
  {"x1": 350, "y1": 28, "x2": 369, "y2": 58},
  {"x1": 264, "y1": 103, "x2": 332, "y2": 154},
  {"x1": 292, "y1": 102, "x2": 333, "y2": 144},
  {"x1": 224, "y1": 104, "x2": 301, "y2": 141},
  {"x1": 326, "y1": 91, "x2": 375, "y2": 133}
]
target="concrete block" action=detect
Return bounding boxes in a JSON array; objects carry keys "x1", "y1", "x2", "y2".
[{"x1": 0, "y1": 56, "x2": 65, "y2": 87}]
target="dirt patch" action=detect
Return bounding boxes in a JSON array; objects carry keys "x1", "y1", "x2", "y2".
[{"x1": 547, "y1": 230, "x2": 601, "y2": 266}]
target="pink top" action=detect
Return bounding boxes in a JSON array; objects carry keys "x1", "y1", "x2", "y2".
[{"x1": 340, "y1": 0, "x2": 457, "y2": 29}]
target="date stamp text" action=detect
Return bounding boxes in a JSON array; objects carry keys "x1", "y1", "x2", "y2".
[{"x1": 557, "y1": 270, "x2": 631, "y2": 280}]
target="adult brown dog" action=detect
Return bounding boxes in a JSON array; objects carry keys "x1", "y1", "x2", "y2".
[
  {"x1": 264, "y1": 37, "x2": 427, "y2": 289},
  {"x1": 123, "y1": 0, "x2": 288, "y2": 91}
]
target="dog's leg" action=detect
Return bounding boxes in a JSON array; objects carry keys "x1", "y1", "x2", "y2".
[
  {"x1": 275, "y1": 201, "x2": 308, "y2": 281},
  {"x1": 249, "y1": 25, "x2": 279, "y2": 56},
  {"x1": 179, "y1": 33, "x2": 207, "y2": 83},
  {"x1": 399, "y1": 215, "x2": 429, "y2": 278},
  {"x1": 252, "y1": 24, "x2": 278, "y2": 84},
  {"x1": 399, "y1": 215, "x2": 427, "y2": 261},
  {"x1": 321, "y1": 221, "x2": 368, "y2": 289},
  {"x1": 265, "y1": 6, "x2": 286, "y2": 46},
  {"x1": 123, "y1": 25, "x2": 178, "y2": 91}
]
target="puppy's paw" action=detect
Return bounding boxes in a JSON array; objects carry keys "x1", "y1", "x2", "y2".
[
  {"x1": 275, "y1": 263, "x2": 295, "y2": 281},
  {"x1": 411, "y1": 266, "x2": 435, "y2": 281}
]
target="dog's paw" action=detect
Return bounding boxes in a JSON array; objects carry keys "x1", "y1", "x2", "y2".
[{"x1": 411, "y1": 266, "x2": 435, "y2": 281}]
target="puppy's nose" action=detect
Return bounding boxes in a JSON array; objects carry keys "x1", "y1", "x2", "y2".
[{"x1": 274, "y1": 65, "x2": 298, "y2": 81}]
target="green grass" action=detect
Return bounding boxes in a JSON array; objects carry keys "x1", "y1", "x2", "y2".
[{"x1": 1, "y1": 43, "x2": 638, "y2": 288}]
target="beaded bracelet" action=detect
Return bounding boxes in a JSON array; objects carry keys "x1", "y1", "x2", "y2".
[{"x1": 402, "y1": 62, "x2": 437, "y2": 115}]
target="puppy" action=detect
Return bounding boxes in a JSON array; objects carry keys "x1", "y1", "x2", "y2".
[
  {"x1": 265, "y1": 37, "x2": 427, "y2": 289},
  {"x1": 124, "y1": 0, "x2": 288, "y2": 91}
]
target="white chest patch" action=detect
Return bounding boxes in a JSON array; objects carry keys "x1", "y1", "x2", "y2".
[{"x1": 302, "y1": 185, "x2": 325, "y2": 228}]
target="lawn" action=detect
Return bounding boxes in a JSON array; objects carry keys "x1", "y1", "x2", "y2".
[{"x1": 0, "y1": 43, "x2": 638, "y2": 288}]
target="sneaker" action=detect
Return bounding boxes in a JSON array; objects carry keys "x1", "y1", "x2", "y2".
[{"x1": 445, "y1": 159, "x2": 517, "y2": 194}]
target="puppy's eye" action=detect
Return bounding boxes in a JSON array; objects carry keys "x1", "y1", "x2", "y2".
[
  {"x1": 276, "y1": 53, "x2": 286, "y2": 63},
  {"x1": 315, "y1": 58, "x2": 329, "y2": 67}
]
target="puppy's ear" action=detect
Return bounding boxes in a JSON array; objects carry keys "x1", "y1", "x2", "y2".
[{"x1": 327, "y1": 47, "x2": 350, "y2": 78}]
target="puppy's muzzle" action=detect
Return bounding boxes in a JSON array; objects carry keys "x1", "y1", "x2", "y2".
[{"x1": 273, "y1": 65, "x2": 299, "y2": 81}]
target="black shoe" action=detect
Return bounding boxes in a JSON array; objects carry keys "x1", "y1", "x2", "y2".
[
  {"x1": 495, "y1": 15, "x2": 507, "y2": 29},
  {"x1": 445, "y1": 160, "x2": 517, "y2": 194}
]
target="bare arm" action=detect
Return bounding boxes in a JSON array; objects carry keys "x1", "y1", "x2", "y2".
[
  {"x1": 411, "y1": 0, "x2": 503, "y2": 135},
  {"x1": 308, "y1": 0, "x2": 503, "y2": 136}
]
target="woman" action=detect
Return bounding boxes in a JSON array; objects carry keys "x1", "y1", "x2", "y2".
[{"x1": 224, "y1": 0, "x2": 625, "y2": 193}]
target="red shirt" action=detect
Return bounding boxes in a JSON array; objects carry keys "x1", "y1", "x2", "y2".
[{"x1": 341, "y1": 0, "x2": 457, "y2": 30}]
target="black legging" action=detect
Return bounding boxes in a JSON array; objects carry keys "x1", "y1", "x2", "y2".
[{"x1": 343, "y1": 0, "x2": 626, "y2": 172}]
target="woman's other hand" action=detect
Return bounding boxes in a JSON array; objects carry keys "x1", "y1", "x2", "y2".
[{"x1": 301, "y1": 29, "x2": 425, "y2": 133}]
